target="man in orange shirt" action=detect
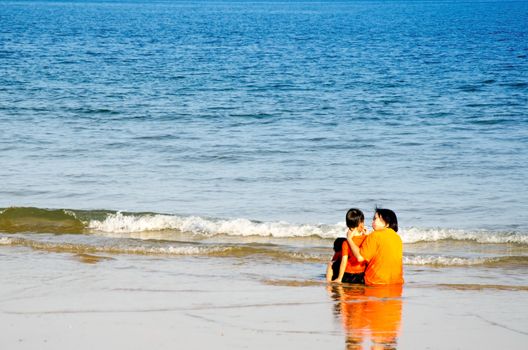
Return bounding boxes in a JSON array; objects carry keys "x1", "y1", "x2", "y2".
[{"x1": 347, "y1": 208, "x2": 403, "y2": 286}]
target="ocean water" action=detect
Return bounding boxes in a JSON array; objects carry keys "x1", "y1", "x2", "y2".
[
  {"x1": 1, "y1": 2, "x2": 528, "y2": 348},
  {"x1": 1, "y1": 0, "x2": 527, "y2": 283}
]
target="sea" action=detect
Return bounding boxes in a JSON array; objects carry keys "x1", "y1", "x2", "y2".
[{"x1": 0, "y1": 2, "x2": 527, "y2": 339}]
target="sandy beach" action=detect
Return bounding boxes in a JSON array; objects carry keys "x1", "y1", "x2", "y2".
[{"x1": 1, "y1": 245, "x2": 526, "y2": 350}]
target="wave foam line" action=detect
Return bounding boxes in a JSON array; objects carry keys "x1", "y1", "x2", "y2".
[
  {"x1": 0, "y1": 236, "x2": 232, "y2": 257},
  {"x1": 401, "y1": 227, "x2": 528, "y2": 245},
  {"x1": 0, "y1": 236, "x2": 13, "y2": 245},
  {"x1": 3, "y1": 235, "x2": 525, "y2": 266},
  {"x1": 88, "y1": 212, "x2": 342, "y2": 238},
  {"x1": 404, "y1": 255, "x2": 490, "y2": 266},
  {"x1": 88, "y1": 212, "x2": 528, "y2": 245},
  {"x1": 404, "y1": 255, "x2": 528, "y2": 267},
  {"x1": 0, "y1": 235, "x2": 327, "y2": 262},
  {"x1": 1, "y1": 207, "x2": 526, "y2": 245}
]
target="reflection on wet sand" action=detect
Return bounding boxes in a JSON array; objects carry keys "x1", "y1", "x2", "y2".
[{"x1": 328, "y1": 284, "x2": 403, "y2": 350}]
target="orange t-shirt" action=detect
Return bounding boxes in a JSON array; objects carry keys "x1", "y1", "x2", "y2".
[
  {"x1": 341, "y1": 234, "x2": 367, "y2": 274},
  {"x1": 360, "y1": 228, "x2": 404, "y2": 286}
]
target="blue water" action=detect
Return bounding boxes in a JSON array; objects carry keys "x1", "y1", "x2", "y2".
[{"x1": 1, "y1": 0, "x2": 527, "y2": 230}]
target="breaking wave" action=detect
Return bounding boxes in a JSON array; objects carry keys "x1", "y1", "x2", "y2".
[
  {"x1": 0, "y1": 207, "x2": 84, "y2": 233},
  {"x1": 400, "y1": 227, "x2": 528, "y2": 245},
  {"x1": 1, "y1": 207, "x2": 527, "y2": 245},
  {"x1": 403, "y1": 255, "x2": 528, "y2": 267},
  {"x1": 87, "y1": 212, "x2": 528, "y2": 245},
  {"x1": 87, "y1": 211, "x2": 339, "y2": 238}
]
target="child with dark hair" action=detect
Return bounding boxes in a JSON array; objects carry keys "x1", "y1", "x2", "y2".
[
  {"x1": 326, "y1": 208, "x2": 367, "y2": 284},
  {"x1": 326, "y1": 237, "x2": 347, "y2": 282}
]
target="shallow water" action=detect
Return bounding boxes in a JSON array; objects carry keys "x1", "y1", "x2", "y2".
[
  {"x1": 1, "y1": 244, "x2": 527, "y2": 349},
  {"x1": 0, "y1": 205, "x2": 527, "y2": 300}
]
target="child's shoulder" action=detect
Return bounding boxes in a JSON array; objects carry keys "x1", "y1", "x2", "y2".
[{"x1": 353, "y1": 234, "x2": 368, "y2": 245}]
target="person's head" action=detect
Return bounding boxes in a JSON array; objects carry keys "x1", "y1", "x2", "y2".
[
  {"x1": 333, "y1": 237, "x2": 347, "y2": 252},
  {"x1": 373, "y1": 208, "x2": 398, "y2": 232},
  {"x1": 345, "y1": 208, "x2": 365, "y2": 230}
]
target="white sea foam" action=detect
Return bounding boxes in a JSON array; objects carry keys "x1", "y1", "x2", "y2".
[
  {"x1": 0, "y1": 235, "x2": 233, "y2": 256},
  {"x1": 403, "y1": 255, "x2": 492, "y2": 266},
  {"x1": 0, "y1": 236, "x2": 13, "y2": 245},
  {"x1": 88, "y1": 212, "x2": 343, "y2": 238},
  {"x1": 87, "y1": 212, "x2": 528, "y2": 244},
  {"x1": 400, "y1": 227, "x2": 528, "y2": 244},
  {"x1": 111, "y1": 245, "x2": 230, "y2": 256}
]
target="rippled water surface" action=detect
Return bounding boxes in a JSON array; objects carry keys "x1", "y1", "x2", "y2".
[
  {"x1": 1, "y1": 5, "x2": 527, "y2": 348},
  {"x1": 1, "y1": 0, "x2": 527, "y2": 230}
]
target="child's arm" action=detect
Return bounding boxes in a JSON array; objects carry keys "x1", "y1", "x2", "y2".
[
  {"x1": 346, "y1": 234, "x2": 365, "y2": 263},
  {"x1": 334, "y1": 255, "x2": 349, "y2": 283}
]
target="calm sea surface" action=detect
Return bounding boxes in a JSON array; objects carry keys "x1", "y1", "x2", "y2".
[{"x1": 1, "y1": 0, "x2": 527, "y2": 231}]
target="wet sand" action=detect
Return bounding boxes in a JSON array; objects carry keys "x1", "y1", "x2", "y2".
[{"x1": 1, "y1": 247, "x2": 526, "y2": 350}]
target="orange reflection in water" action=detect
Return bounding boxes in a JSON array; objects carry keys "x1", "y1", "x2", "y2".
[{"x1": 328, "y1": 284, "x2": 403, "y2": 350}]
